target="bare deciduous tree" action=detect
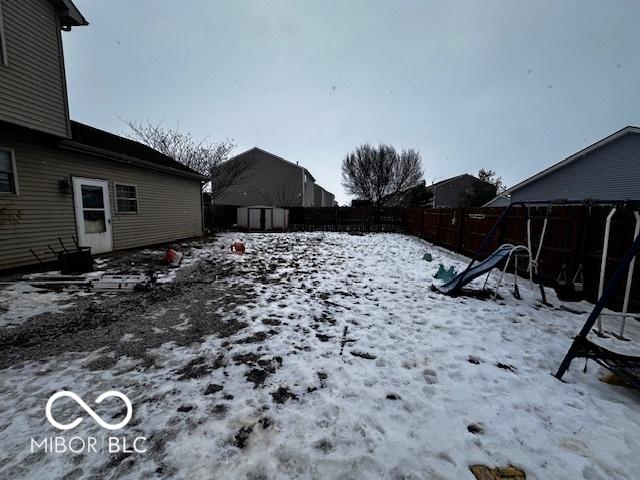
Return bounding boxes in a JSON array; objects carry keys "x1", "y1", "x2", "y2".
[
  {"x1": 341, "y1": 144, "x2": 423, "y2": 206},
  {"x1": 124, "y1": 120, "x2": 254, "y2": 200}
]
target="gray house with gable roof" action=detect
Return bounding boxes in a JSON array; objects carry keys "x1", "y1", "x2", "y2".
[{"x1": 485, "y1": 126, "x2": 640, "y2": 207}]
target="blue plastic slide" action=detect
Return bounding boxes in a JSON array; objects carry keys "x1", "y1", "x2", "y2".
[{"x1": 434, "y1": 244, "x2": 514, "y2": 295}]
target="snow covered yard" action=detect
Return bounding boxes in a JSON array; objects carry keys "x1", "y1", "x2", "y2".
[{"x1": 0, "y1": 232, "x2": 639, "y2": 479}]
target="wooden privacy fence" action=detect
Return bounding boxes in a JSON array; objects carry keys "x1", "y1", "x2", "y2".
[
  {"x1": 406, "y1": 205, "x2": 640, "y2": 310},
  {"x1": 204, "y1": 204, "x2": 238, "y2": 231},
  {"x1": 288, "y1": 207, "x2": 406, "y2": 232},
  {"x1": 209, "y1": 203, "x2": 637, "y2": 309}
]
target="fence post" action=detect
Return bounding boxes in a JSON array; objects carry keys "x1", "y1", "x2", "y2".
[{"x1": 457, "y1": 208, "x2": 465, "y2": 252}]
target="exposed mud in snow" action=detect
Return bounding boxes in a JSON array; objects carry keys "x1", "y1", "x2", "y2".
[
  {"x1": 0, "y1": 232, "x2": 639, "y2": 479},
  {"x1": 0, "y1": 255, "x2": 252, "y2": 369}
]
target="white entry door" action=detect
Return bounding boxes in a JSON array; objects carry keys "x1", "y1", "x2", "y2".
[{"x1": 72, "y1": 177, "x2": 113, "y2": 254}]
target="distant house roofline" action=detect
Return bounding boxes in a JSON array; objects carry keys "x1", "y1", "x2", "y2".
[
  {"x1": 427, "y1": 173, "x2": 475, "y2": 190},
  {"x1": 228, "y1": 147, "x2": 316, "y2": 182},
  {"x1": 499, "y1": 126, "x2": 640, "y2": 198}
]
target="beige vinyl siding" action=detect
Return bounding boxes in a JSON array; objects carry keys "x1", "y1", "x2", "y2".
[
  {"x1": 0, "y1": 0, "x2": 69, "y2": 137},
  {"x1": 0, "y1": 132, "x2": 203, "y2": 270}
]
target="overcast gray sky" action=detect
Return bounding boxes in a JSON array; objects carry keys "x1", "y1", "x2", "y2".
[{"x1": 64, "y1": 0, "x2": 640, "y2": 205}]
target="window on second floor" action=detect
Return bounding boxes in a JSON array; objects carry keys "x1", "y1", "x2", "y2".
[
  {"x1": 0, "y1": 149, "x2": 18, "y2": 194},
  {"x1": 0, "y1": 3, "x2": 7, "y2": 66},
  {"x1": 115, "y1": 184, "x2": 138, "y2": 213}
]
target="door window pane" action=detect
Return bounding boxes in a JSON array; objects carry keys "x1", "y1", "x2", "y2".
[
  {"x1": 0, "y1": 152, "x2": 11, "y2": 171},
  {"x1": 0, "y1": 150, "x2": 15, "y2": 194},
  {"x1": 81, "y1": 185, "x2": 104, "y2": 208},
  {"x1": 0, "y1": 172, "x2": 11, "y2": 193},
  {"x1": 83, "y1": 210, "x2": 106, "y2": 233}
]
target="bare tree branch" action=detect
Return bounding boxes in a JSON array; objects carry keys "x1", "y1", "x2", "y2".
[
  {"x1": 210, "y1": 157, "x2": 258, "y2": 201},
  {"x1": 122, "y1": 119, "x2": 244, "y2": 196}
]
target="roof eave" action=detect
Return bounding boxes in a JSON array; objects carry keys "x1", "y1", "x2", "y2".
[
  {"x1": 503, "y1": 126, "x2": 640, "y2": 196},
  {"x1": 53, "y1": 0, "x2": 89, "y2": 29},
  {"x1": 59, "y1": 140, "x2": 208, "y2": 181}
]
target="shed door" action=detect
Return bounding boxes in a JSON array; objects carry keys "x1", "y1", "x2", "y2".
[
  {"x1": 248, "y1": 208, "x2": 261, "y2": 230},
  {"x1": 72, "y1": 177, "x2": 113, "y2": 254},
  {"x1": 264, "y1": 209, "x2": 272, "y2": 230}
]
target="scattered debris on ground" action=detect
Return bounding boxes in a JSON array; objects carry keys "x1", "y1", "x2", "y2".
[{"x1": 469, "y1": 465, "x2": 526, "y2": 480}]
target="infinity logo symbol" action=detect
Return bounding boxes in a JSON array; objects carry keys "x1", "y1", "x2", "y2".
[{"x1": 46, "y1": 391, "x2": 133, "y2": 431}]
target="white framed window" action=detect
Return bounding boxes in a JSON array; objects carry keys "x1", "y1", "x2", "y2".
[
  {"x1": 0, "y1": 148, "x2": 18, "y2": 195},
  {"x1": 115, "y1": 183, "x2": 138, "y2": 213},
  {"x1": 0, "y1": 2, "x2": 7, "y2": 66}
]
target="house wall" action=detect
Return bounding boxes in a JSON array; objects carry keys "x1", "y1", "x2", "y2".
[
  {"x1": 315, "y1": 186, "x2": 335, "y2": 207},
  {"x1": 214, "y1": 150, "x2": 304, "y2": 207},
  {"x1": 430, "y1": 175, "x2": 476, "y2": 207},
  {"x1": 302, "y1": 173, "x2": 315, "y2": 207},
  {"x1": 313, "y1": 184, "x2": 323, "y2": 207},
  {"x1": 0, "y1": 128, "x2": 203, "y2": 270},
  {"x1": 0, "y1": 0, "x2": 70, "y2": 137},
  {"x1": 510, "y1": 132, "x2": 640, "y2": 203}
]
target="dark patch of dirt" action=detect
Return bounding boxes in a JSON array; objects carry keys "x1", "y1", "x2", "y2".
[
  {"x1": 496, "y1": 363, "x2": 517, "y2": 373},
  {"x1": 468, "y1": 356, "x2": 481, "y2": 365},
  {"x1": 467, "y1": 423, "x2": 485, "y2": 435},
  {"x1": 271, "y1": 386, "x2": 298, "y2": 404},
  {"x1": 386, "y1": 393, "x2": 401, "y2": 400},
  {"x1": 317, "y1": 371, "x2": 328, "y2": 381},
  {"x1": 203, "y1": 383, "x2": 223, "y2": 395},
  {"x1": 177, "y1": 404, "x2": 193, "y2": 412},
  {"x1": 258, "y1": 417, "x2": 271, "y2": 429},
  {"x1": 350, "y1": 350, "x2": 377, "y2": 360},
  {"x1": 233, "y1": 352, "x2": 260, "y2": 365},
  {"x1": 314, "y1": 439, "x2": 334, "y2": 454},
  {"x1": 176, "y1": 355, "x2": 225, "y2": 380},
  {"x1": 0, "y1": 243, "x2": 252, "y2": 370},
  {"x1": 210, "y1": 404, "x2": 228, "y2": 418},
  {"x1": 261, "y1": 318, "x2": 281, "y2": 326},
  {"x1": 234, "y1": 425, "x2": 253, "y2": 449},
  {"x1": 237, "y1": 331, "x2": 270, "y2": 344},
  {"x1": 245, "y1": 368, "x2": 269, "y2": 387},
  {"x1": 316, "y1": 333, "x2": 331, "y2": 342}
]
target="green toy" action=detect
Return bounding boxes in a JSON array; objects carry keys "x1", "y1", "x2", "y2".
[
  {"x1": 434, "y1": 264, "x2": 457, "y2": 282},
  {"x1": 422, "y1": 253, "x2": 433, "y2": 262}
]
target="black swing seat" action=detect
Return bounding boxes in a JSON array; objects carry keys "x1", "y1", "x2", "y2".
[{"x1": 572, "y1": 336, "x2": 640, "y2": 390}]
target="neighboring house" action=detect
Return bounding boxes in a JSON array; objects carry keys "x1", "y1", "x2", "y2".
[
  {"x1": 426, "y1": 174, "x2": 481, "y2": 208},
  {"x1": 213, "y1": 148, "x2": 334, "y2": 207},
  {"x1": 314, "y1": 183, "x2": 336, "y2": 207},
  {"x1": 484, "y1": 126, "x2": 640, "y2": 207},
  {"x1": 0, "y1": 0, "x2": 206, "y2": 270},
  {"x1": 322, "y1": 189, "x2": 336, "y2": 207}
]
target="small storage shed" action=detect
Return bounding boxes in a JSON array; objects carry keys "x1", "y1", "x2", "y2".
[{"x1": 237, "y1": 205, "x2": 289, "y2": 231}]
